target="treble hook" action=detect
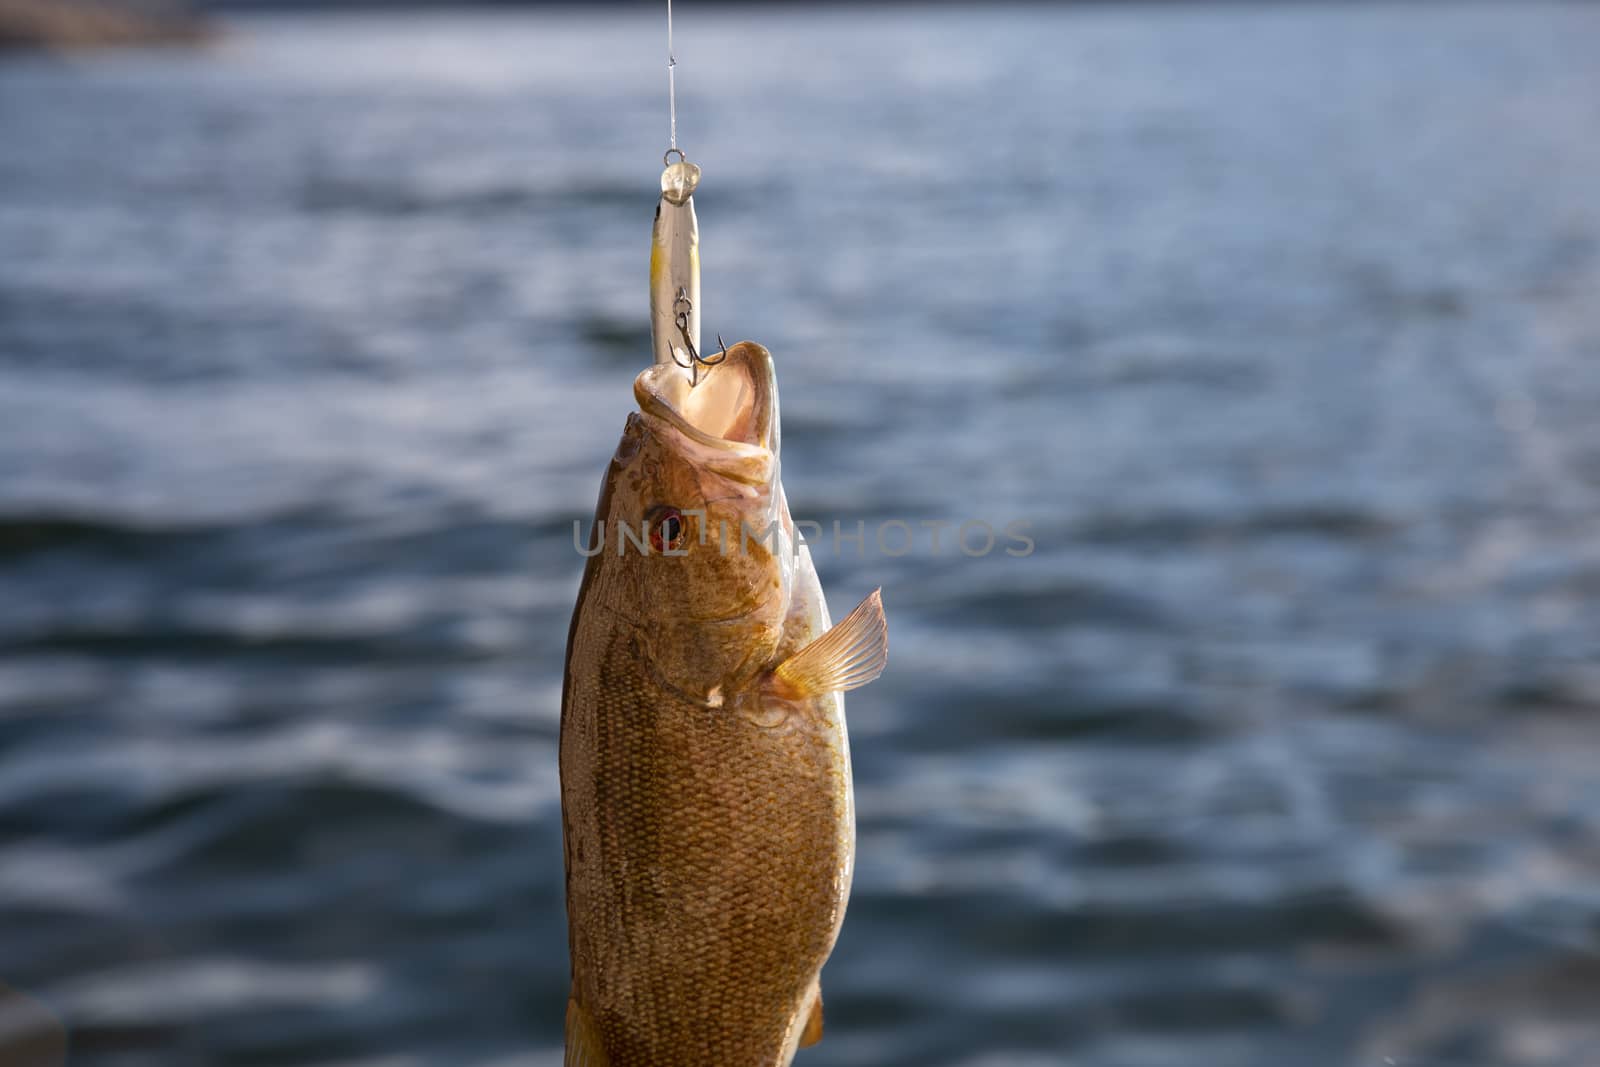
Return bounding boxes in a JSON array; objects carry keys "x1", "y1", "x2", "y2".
[{"x1": 668, "y1": 287, "x2": 727, "y2": 386}]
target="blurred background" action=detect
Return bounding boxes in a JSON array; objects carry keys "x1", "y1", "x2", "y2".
[{"x1": 4, "y1": 1, "x2": 1600, "y2": 1065}]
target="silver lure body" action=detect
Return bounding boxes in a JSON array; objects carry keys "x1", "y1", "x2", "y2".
[{"x1": 650, "y1": 158, "x2": 701, "y2": 368}]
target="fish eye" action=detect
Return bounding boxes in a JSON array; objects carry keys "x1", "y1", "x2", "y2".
[{"x1": 648, "y1": 506, "x2": 686, "y2": 554}]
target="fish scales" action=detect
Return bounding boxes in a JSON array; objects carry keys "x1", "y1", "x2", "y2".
[{"x1": 561, "y1": 343, "x2": 884, "y2": 1066}]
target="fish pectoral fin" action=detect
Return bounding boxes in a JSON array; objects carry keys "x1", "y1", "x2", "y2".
[
  {"x1": 800, "y1": 990, "x2": 825, "y2": 1048},
  {"x1": 772, "y1": 588, "x2": 888, "y2": 698},
  {"x1": 565, "y1": 996, "x2": 610, "y2": 1067}
]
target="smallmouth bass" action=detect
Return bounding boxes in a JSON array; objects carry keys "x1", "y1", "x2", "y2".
[{"x1": 561, "y1": 342, "x2": 887, "y2": 1066}]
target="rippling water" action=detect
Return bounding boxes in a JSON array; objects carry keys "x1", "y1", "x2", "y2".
[{"x1": 3, "y1": 4, "x2": 1600, "y2": 1066}]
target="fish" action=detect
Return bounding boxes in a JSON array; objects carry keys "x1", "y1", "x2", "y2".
[
  {"x1": 650, "y1": 156, "x2": 702, "y2": 368},
  {"x1": 560, "y1": 341, "x2": 888, "y2": 1066}
]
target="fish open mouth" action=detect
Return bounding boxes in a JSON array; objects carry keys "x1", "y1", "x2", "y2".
[{"x1": 634, "y1": 342, "x2": 779, "y2": 465}]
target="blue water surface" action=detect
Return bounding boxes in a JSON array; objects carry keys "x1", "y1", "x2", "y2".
[{"x1": 3, "y1": 4, "x2": 1600, "y2": 1065}]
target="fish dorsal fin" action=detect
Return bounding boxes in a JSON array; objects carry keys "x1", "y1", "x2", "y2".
[
  {"x1": 565, "y1": 997, "x2": 610, "y2": 1067},
  {"x1": 772, "y1": 588, "x2": 887, "y2": 698},
  {"x1": 800, "y1": 990, "x2": 825, "y2": 1048}
]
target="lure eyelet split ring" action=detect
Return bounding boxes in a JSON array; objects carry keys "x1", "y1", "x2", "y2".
[{"x1": 664, "y1": 147, "x2": 687, "y2": 167}]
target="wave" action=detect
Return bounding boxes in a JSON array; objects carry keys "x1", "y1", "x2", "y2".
[
  {"x1": 907, "y1": 681, "x2": 1226, "y2": 748},
  {"x1": 0, "y1": 622, "x2": 505, "y2": 664},
  {"x1": 299, "y1": 175, "x2": 649, "y2": 219},
  {"x1": 915, "y1": 580, "x2": 1168, "y2": 632},
  {"x1": 852, "y1": 883, "x2": 1407, "y2": 961},
  {"x1": 1071, "y1": 506, "x2": 1400, "y2": 547},
  {"x1": 0, "y1": 515, "x2": 226, "y2": 561}
]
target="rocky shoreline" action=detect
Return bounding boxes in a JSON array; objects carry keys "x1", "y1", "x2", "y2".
[{"x1": 0, "y1": 0, "x2": 210, "y2": 51}]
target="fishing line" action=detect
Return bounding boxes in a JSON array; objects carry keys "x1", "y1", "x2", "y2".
[{"x1": 665, "y1": 0, "x2": 679, "y2": 153}]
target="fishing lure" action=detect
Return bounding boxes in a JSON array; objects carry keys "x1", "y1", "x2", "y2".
[{"x1": 651, "y1": 148, "x2": 704, "y2": 370}]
